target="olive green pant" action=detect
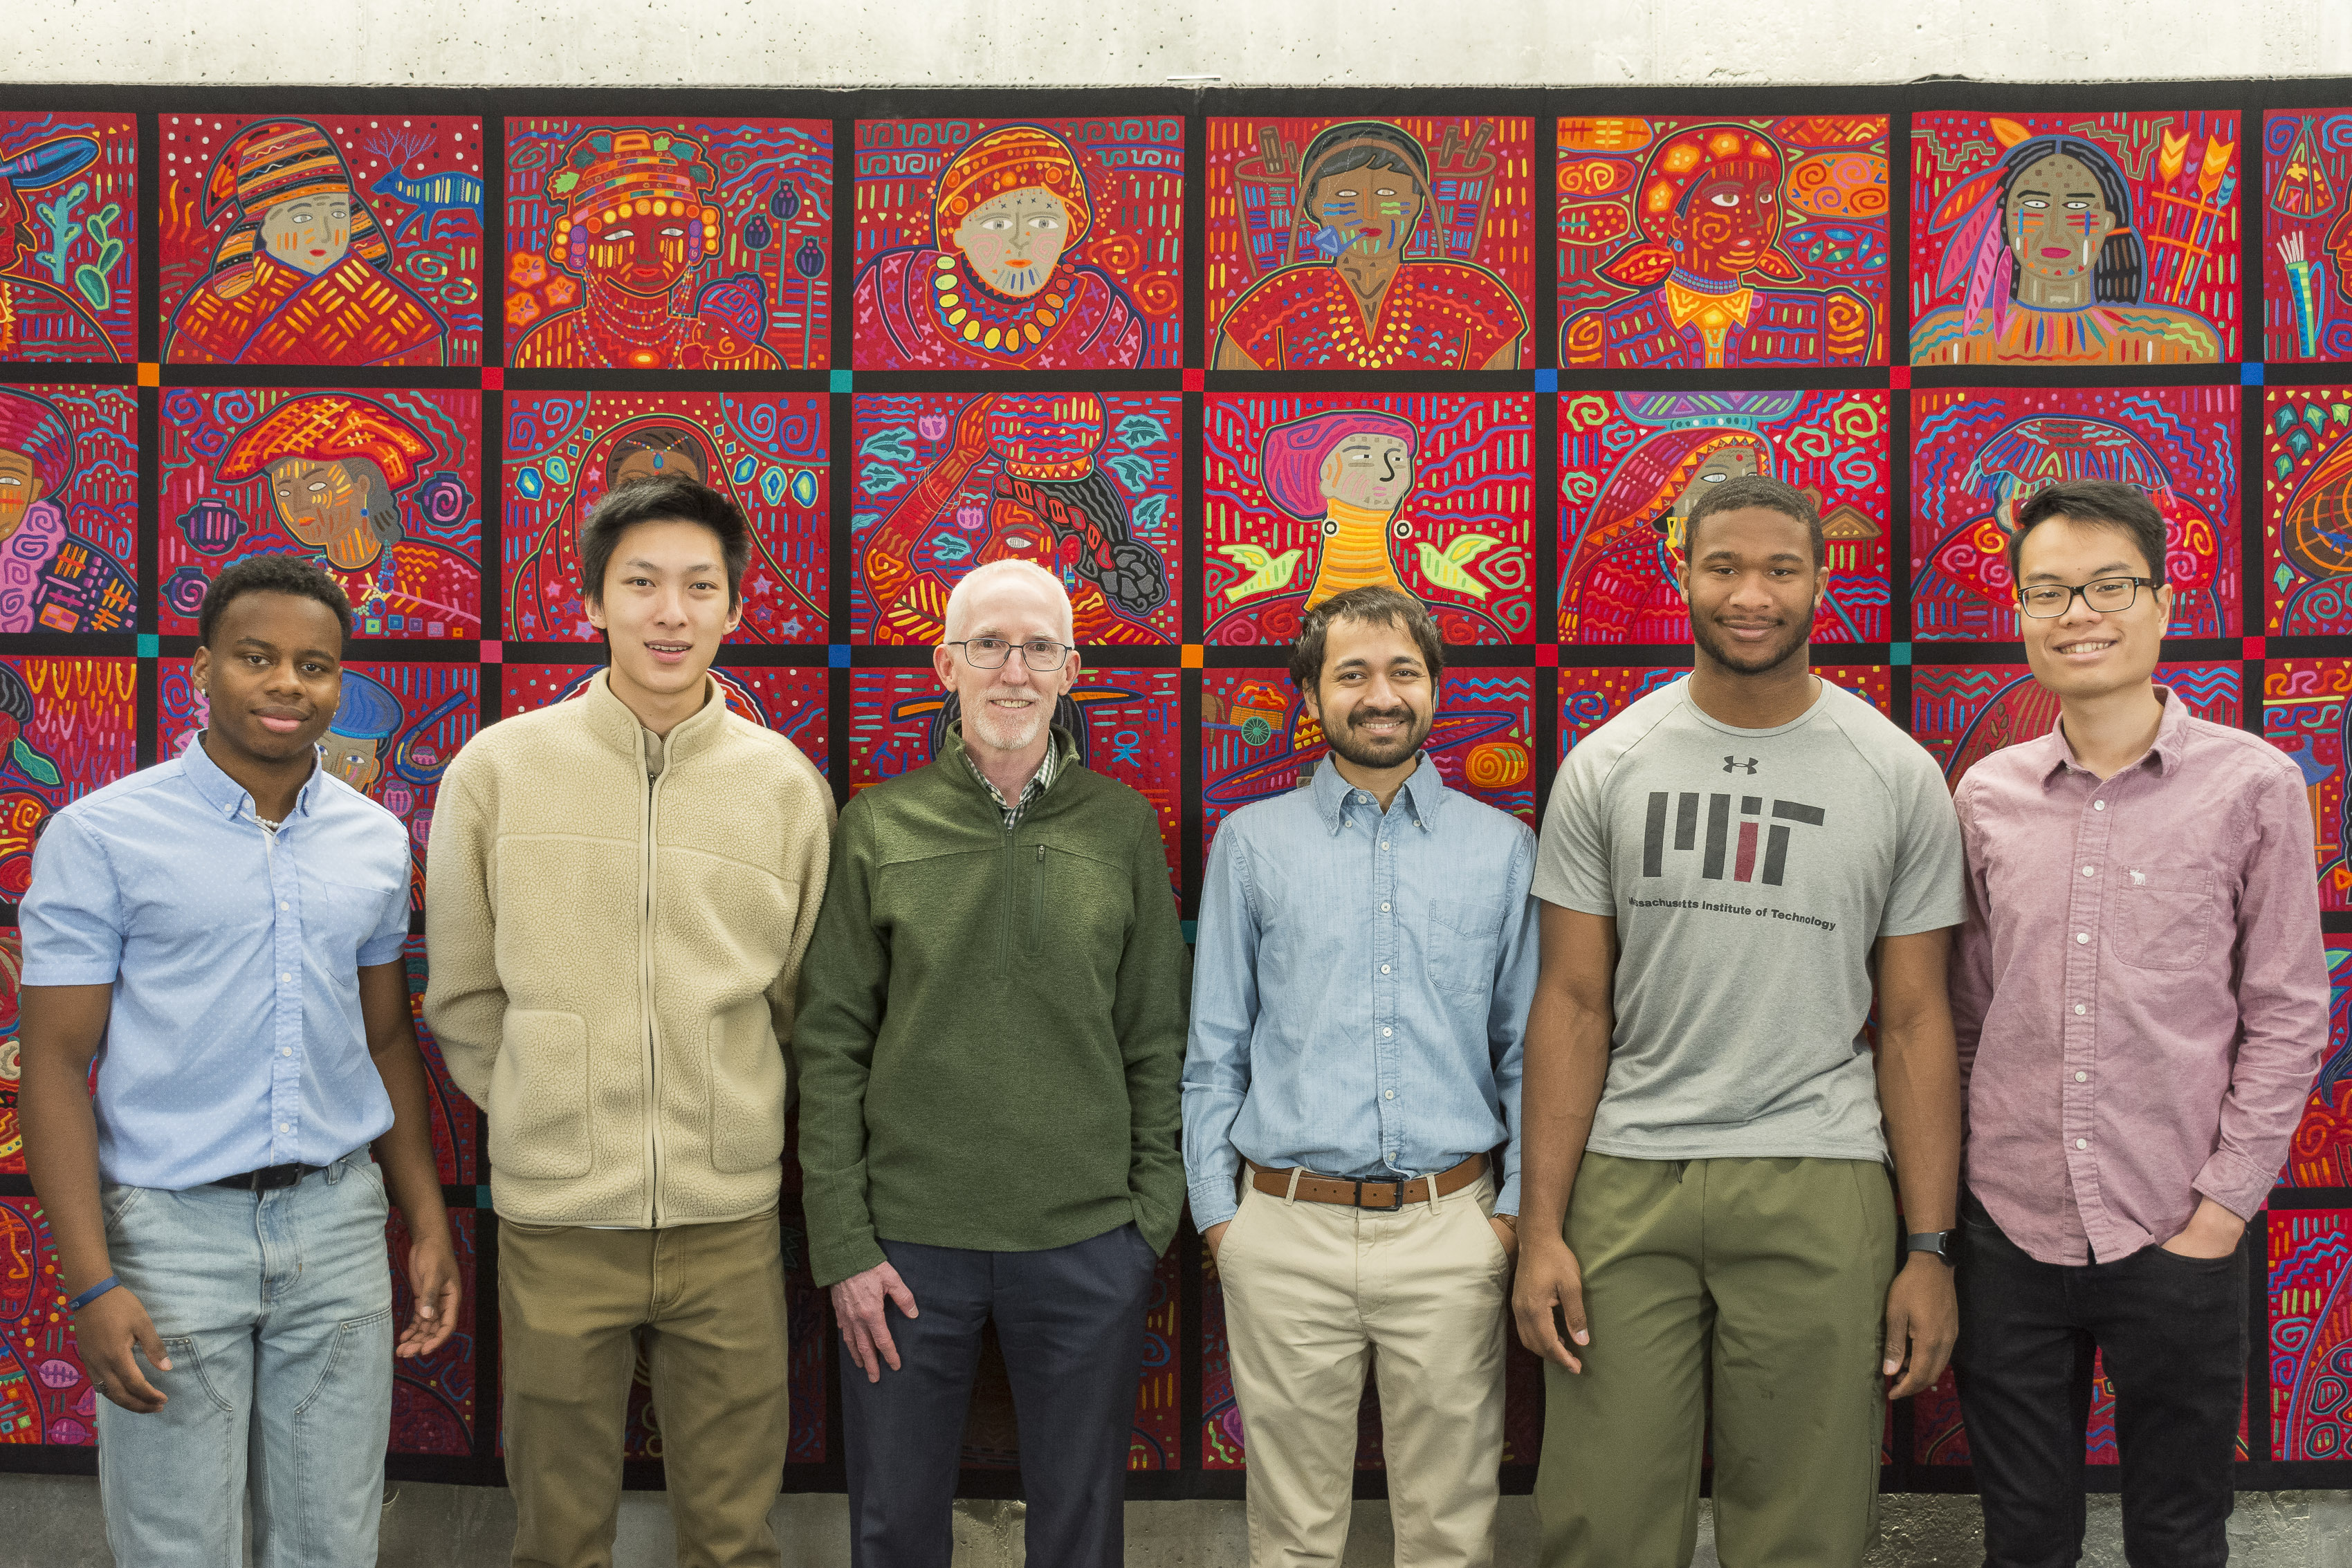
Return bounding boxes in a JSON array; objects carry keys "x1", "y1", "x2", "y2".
[{"x1": 1535, "y1": 1154, "x2": 1895, "y2": 1568}]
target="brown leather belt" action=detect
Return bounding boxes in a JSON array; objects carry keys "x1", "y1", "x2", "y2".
[{"x1": 1248, "y1": 1152, "x2": 1485, "y2": 1211}]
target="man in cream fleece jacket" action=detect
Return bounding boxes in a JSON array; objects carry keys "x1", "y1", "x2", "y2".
[{"x1": 425, "y1": 477, "x2": 833, "y2": 1568}]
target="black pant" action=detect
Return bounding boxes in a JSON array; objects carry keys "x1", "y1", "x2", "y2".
[
  {"x1": 1954, "y1": 1191, "x2": 2247, "y2": 1568},
  {"x1": 840, "y1": 1222, "x2": 1161, "y2": 1568}
]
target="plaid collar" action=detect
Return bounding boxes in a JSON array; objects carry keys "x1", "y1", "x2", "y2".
[{"x1": 966, "y1": 733, "x2": 1060, "y2": 827}]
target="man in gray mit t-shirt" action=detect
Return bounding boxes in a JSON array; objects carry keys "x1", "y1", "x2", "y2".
[{"x1": 1511, "y1": 474, "x2": 1967, "y2": 1568}]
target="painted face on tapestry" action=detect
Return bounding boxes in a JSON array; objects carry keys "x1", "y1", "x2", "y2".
[
  {"x1": 1673, "y1": 161, "x2": 1780, "y2": 278},
  {"x1": 0, "y1": 450, "x2": 45, "y2": 543},
  {"x1": 1310, "y1": 164, "x2": 1426, "y2": 293},
  {"x1": 258, "y1": 195, "x2": 352, "y2": 277},
  {"x1": 1320, "y1": 434, "x2": 1414, "y2": 515},
  {"x1": 2007, "y1": 153, "x2": 2114, "y2": 290},
  {"x1": 320, "y1": 732, "x2": 383, "y2": 791},
  {"x1": 585, "y1": 199, "x2": 696, "y2": 296},
  {"x1": 612, "y1": 446, "x2": 704, "y2": 487},
  {"x1": 268, "y1": 458, "x2": 380, "y2": 569},
  {"x1": 1662, "y1": 442, "x2": 1764, "y2": 554},
  {"x1": 954, "y1": 188, "x2": 1070, "y2": 297}
]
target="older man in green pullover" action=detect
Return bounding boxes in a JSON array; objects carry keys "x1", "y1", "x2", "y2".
[{"x1": 796, "y1": 557, "x2": 1186, "y2": 1568}]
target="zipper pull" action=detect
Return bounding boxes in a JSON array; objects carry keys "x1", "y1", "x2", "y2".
[{"x1": 1036, "y1": 845, "x2": 1045, "y2": 863}]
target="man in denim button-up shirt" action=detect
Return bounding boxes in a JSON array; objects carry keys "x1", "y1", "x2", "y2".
[{"x1": 1185, "y1": 585, "x2": 1536, "y2": 1568}]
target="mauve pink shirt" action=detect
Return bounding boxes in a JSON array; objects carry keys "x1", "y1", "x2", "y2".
[{"x1": 1951, "y1": 688, "x2": 2328, "y2": 1266}]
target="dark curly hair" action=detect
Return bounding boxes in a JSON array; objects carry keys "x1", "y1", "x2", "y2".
[
  {"x1": 581, "y1": 476, "x2": 751, "y2": 609},
  {"x1": 197, "y1": 553, "x2": 353, "y2": 649},
  {"x1": 1287, "y1": 584, "x2": 1445, "y2": 694}
]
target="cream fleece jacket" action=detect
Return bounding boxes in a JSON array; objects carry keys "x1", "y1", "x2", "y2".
[{"x1": 423, "y1": 671, "x2": 834, "y2": 1226}]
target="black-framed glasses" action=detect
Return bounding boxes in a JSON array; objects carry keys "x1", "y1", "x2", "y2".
[
  {"x1": 947, "y1": 637, "x2": 1076, "y2": 671},
  {"x1": 2016, "y1": 577, "x2": 2160, "y2": 619}
]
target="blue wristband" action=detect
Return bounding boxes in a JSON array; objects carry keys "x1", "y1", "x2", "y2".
[{"x1": 64, "y1": 1276, "x2": 119, "y2": 1313}]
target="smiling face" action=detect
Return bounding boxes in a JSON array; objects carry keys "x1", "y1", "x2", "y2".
[
  {"x1": 1302, "y1": 613, "x2": 1437, "y2": 777},
  {"x1": 953, "y1": 187, "x2": 1070, "y2": 297},
  {"x1": 585, "y1": 517, "x2": 742, "y2": 717},
  {"x1": 1679, "y1": 504, "x2": 1825, "y2": 677},
  {"x1": 933, "y1": 570, "x2": 1079, "y2": 758},
  {"x1": 0, "y1": 449, "x2": 44, "y2": 542},
  {"x1": 1319, "y1": 433, "x2": 1414, "y2": 515},
  {"x1": 1307, "y1": 161, "x2": 1426, "y2": 297},
  {"x1": 190, "y1": 589, "x2": 345, "y2": 772},
  {"x1": 2014, "y1": 513, "x2": 2168, "y2": 704},
  {"x1": 258, "y1": 194, "x2": 351, "y2": 277},
  {"x1": 2007, "y1": 151, "x2": 2115, "y2": 304},
  {"x1": 1673, "y1": 160, "x2": 1781, "y2": 279},
  {"x1": 583, "y1": 197, "x2": 697, "y2": 296},
  {"x1": 267, "y1": 457, "x2": 379, "y2": 569}
]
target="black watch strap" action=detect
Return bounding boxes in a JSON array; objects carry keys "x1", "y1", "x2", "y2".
[{"x1": 1905, "y1": 1230, "x2": 1956, "y2": 1264}]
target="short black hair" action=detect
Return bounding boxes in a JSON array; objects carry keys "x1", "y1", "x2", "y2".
[
  {"x1": 1684, "y1": 474, "x2": 1825, "y2": 568},
  {"x1": 2008, "y1": 479, "x2": 2168, "y2": 587},
  {"x1": 197, "y1": 553, "x2": 353, "y2": 649},
  {"x1": 580, "y1": 477, "x2": 751, "y2": 609},
  {"x1": 1300, "y1": 122, "x2": 1432, "y2": 205},
  {"x1": 1288, "y1": 584, "x2": 1446, "y2": 694}
]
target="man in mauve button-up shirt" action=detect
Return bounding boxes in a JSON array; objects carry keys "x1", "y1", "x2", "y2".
[{"x1": 1951, "y1": 479, "x2": 2327, "y2": 1568}]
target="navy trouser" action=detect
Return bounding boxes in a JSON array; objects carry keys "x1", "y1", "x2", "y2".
[
  {"x1": 1954, "y1": 1190, "x2": 2248, "y2": 1568},
  {"x1": 840, "y1": 1222, "x2": 1161, "y2": 1568}
]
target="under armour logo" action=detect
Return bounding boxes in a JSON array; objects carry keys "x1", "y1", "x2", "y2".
[{"x1": 1724, "y1": 756, "x2": 1758, "y2": 774}]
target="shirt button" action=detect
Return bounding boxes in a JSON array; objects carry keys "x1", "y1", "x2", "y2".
[
  {"x1": 280, "y1": 1047, "x2": 292, "y2": 1057},
  {"x1": 2076, "y1": 1071, "x2": 2088, "y2": 1082},
  {"x1": 1381, "y1": 902, "x2": 1391, "y2": 912},
  {"x1": 2093, "y1": 801, "x2": 2106, "y2": 811},
  {"x1": 280, "y1": 1123, "x2": 292, "y2": 1133},
  {"x1": 2075, "y1": 933, "x2": 2088, "y2": 944},
  {"x1": 279, "y1": 901, "x2": 288, "y2": 910},
  {"x1": 1384, "y1": 1090, "x2": 1395, "y2": 1100},
  {"x1": 280, "y1": 970, "x2": 293, "y2": 981},
  {"x1": 1380, "y1": 841, "x2": 1390, "y2": 851},
  {"x1": 2074, "y1": 1004, "x2": 2087, "y2": 1015},
  {"x1": 2082, "y1": 866, "x2": 2096, "y2": 876},
  {"x1": 1380, "y1": 963, "x2": 1391, "y2": 975},
  {"x1": 2075, "y1": 1138, "x2": 2089, "y2": 1150},
  {"x1": 1382, "y1": 1027, "x2": 1393, "y2": 1037}
]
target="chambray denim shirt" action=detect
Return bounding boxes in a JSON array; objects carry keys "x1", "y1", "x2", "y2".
[
  {"x1": 19, "y1": 735, "x2": 410, "y2": 1190},
  {"x1": 1184, "y1": 752, "x2": 1537, "y2": 1228}
]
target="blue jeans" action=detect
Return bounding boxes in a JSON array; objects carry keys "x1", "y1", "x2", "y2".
[{"x1": 95, "y1": 1150, "x2": 394, "y2": 1567}]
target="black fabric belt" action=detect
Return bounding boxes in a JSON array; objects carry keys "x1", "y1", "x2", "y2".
[{"x1": 210, "y1": 1161, "x2": 328, "y2": 1191}]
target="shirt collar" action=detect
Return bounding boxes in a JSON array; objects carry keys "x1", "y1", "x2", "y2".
[
  {"x1": 179, "y1": 730, "x2": 327, "y2": 821},
  {"x1": 2037, "y1": 685, "x2": 2189, "y2": 782},
  {"x1": 1310, "y1": 750, "x2": 1449, "y2": 834}
]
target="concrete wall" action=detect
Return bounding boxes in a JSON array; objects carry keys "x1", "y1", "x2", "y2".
[{"x1": 9, "y1": 0, "x2": 2352, "y2": 87}]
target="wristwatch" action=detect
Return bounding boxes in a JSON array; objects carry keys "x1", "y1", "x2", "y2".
[{"x1": 1905, "y1": 1230, "x2": 1957, "y2": 1266}]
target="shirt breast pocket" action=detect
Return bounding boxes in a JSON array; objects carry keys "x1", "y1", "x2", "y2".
[
  {"x1": 302, "y1": 873, "x2": 406, "y2": 959},
  {"x1": 2108, "y1": 865, "x2": 2217, "y2": 972},
  {"x1": 1426, "y1": 896, "x2": 1501, "y2": 1000}
]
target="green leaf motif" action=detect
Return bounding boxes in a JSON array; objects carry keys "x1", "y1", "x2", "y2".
[{"x1": 13, "y1": 738, "x2": 59, "y2": 787}]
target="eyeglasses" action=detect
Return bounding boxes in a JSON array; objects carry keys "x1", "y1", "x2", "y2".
[
  {"x1": 947, "y1": 638, "x2": 1076, "y2": 672},
  {"x1": 2016, "y1": 577, "x2": 2160, "y2": 619}
]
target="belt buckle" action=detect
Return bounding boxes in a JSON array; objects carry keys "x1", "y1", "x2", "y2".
[{"x1": 1355, "y1": 1178, "x2": 1406, "y2": 1212}]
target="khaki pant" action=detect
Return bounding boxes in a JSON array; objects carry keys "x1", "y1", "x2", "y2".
[
  {"x1": 499, "y1": 1210, "x2": 789, "y2": 1568},
  {"x1": 1217, "y1": 1170, "x2": 1511, "y2": 1568},
  {"x1": 1535, "y1": 1154, "x2": 1896, "y2": 1568}
]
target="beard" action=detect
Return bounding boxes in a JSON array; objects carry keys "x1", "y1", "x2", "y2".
[
  {"x1": 1689, "y1": 605, "x2": 1812, "y2": 679},
  {"x1": 966, "y1": 692, "x2": 1050, "y2": 753},
  {"x1": 1324, "y1": 702, "x2": 1433, "y2": 772}
]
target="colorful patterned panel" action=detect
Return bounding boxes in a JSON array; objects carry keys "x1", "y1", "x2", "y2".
[
  {"x1": 0, "y1": 1200, "x2": 91, "y2": 1446},
  {"x1": 0, "y1": 385, "x2": 136, "y2": 634},
  {"x1": 1909, "y1": 111, "x2": 2239, "y2": 365},
  {"x1": 2264, "y1": 388, "x2": 2352, "y2": 635},
  {"x1": 1559, "y1": 389, "x2": 1891, "y2": 644},
  {"x1": 849, "y1": 392, "x2": 1180, "y2": 645},
  {"x1": 157, "y1": 387, "x2": 481, "y2": 639},
  {"x1": 0, "y1": 113, "x2": 136, "y2": 362},
  {"x1": 402, "y1": 936, "x2": 477, "y2": 1186},
  {"x1": 387, "y1": 1208, "x2": 478, "y2": 1456},
  {"x1": 504, "y1": 118, "x2": 832, "y2": 371},
  {"x1": 2261, "y1": 111, "x2": 2352, "y2": 362},
  {"x1": 2265, "y1": 658, "x2": 2352, "y2": 912},
  {"x1": 1911, "y1": 387, "x2": 2239, "y2": 640},
  {"x1": 1559, "y1": 665, "x2": 1886, "y2": 761},
  {"x1": 854, "y1": 118, "x2": 1183, "y2": 369},
  {"x1": 1131, "y1": 1246, "x2": 1181, "y2": 1469},
  {"x1": 1201, "y1": 1251, "x2": 1242, "y2": 1469},
  {"x1": 1206, "y1": 117, "x2": 1533, "y2": 371},
  {"x1": 2272, "y1": 1210, "x2": 2352, "y2": 1459},
  {"x1": 1204, "y1": 393, "x2": 1535, "y2": 647},
  {"x1": 2287, "y1": 944, "x2": 2352, "y2": 1188},
  {"x1": 160, "y1": 113, "x2": 484, "y2": 365},
  {"x1": 1202, "y1": 668, "x2": 1536, "y2": 851},
  {"x1": 0, "y1": 655, "x2": 137, "y2": 899},
  {"x1": 160, "y1": 659, "x2": 476, "y2": 910},
  {"x1": 1915, "y1": 662, "x2": 2241, "y2": 791},
  {"x1": 847, "y1": 667, "x2": 1181, "y2": 881},
  {"x1": 1558, "y1": 115, "x2": 1889, "y2": 369},
  {"x1": 502, "y1": 391, "x2": 826, "y2": 644},
  {"x1": 495, "y1": 663, "x2": 827, "y2": 772}
]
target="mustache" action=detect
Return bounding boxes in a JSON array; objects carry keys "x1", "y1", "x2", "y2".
[{"x1": 1349, "y1": 707, "x2": 1416, "y2": 727}]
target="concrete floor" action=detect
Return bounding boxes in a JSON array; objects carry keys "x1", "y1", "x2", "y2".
[{"x1": 7, "y1": 1476, "x2": 2352, "y2": 1565}]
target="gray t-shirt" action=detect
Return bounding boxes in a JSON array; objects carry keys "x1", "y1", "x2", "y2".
[{"x1": 1533, "y1": 676, "x2": 1965, "y2": 1162}]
